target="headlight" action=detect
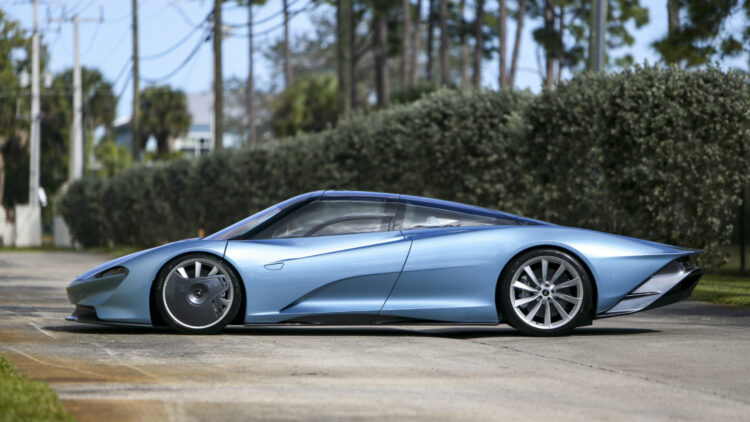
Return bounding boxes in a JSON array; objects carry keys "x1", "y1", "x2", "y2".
[{"x1": 96, "y1": 266, "x2": 129, "y2": 278}]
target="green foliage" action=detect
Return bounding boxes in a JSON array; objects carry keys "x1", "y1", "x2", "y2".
[
  {"x1": 391, "y1": 82, "x2": 441, "y2": 104},
  {"x1": 42, "y1": 67, "x2": 117, "y2": 193},
  {"x1": 529, "y1": 0, "x2": 650, "y2": 72},
  {"x1": 0, "y1": 354, "x2": 75, "y2": 422},
  {"x1": 93, "y1": 137, "x2": 133, "y2": 178},
  {"x1": 139, "y1": 85, "x2": 192, "y2": 158},
  {"x1": 653, "y1": 0, "x2": 750, "y2": 67},
  {"x1": 271, "y1": 73, "x2": 339, "y2": 137},
  {"x1": 522, "y1": 65, "x2": 750, "y2": 265},
  {"x1": 60, "y1": 67, "x2": 750, "y2": 267},
  {"x1": 0, "y1": 9, "x2": 30, "y2": 210}
]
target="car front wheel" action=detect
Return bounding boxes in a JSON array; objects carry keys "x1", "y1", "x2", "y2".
[{"x1": 155, "y1": 253, "x2": 242, "y2": 334}]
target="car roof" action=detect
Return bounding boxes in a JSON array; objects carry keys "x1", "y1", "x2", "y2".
[{"x1": 318, "y1": 190, "x2": 548, "y2": 225}]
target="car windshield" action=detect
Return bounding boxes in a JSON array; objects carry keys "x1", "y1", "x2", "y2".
[{"x1": 204, "y1": 193, "x2": 312, "y2": 240}]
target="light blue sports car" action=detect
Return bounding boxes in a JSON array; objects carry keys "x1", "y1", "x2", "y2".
[{"x1": 66, "y1": 191, "x2": 704, "y2": 335}]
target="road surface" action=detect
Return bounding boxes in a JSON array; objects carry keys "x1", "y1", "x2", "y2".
[{"x1": 1, "y1": 251, "x2": 749, "y2": 421}]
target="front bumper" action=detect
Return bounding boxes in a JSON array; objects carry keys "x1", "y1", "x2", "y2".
[
  {"x1": 65, "y1": 305, "x2": 152, "y2": 327},
  {"x1": 66, "y1": 272, "x2": 128, "y2": 306},
  {"x1": 600, "y1": 259, "x2": 704, "y2": 317}
]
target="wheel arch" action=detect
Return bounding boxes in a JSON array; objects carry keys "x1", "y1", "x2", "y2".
[
  {"x1": 494, "y1": 245, "x2": 598, "y2": 322},
  {"x1": 148, "y1": 251, "x2": 247, "y2": 327}
]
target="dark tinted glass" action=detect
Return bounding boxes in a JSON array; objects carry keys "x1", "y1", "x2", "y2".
[
  {"x1": 253, "y1": 199, "x2": 395, "y2": 239},
  {"x1": 401, "y1": 203, "x2": 514, "y2": 230},
  {"x1": 310, "y1": 217, "x2": 392, "y2": 237}
]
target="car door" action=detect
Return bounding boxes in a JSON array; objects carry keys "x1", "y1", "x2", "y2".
[
  {"x1": 224, "y1": 198, "x2": 412, "y2": 324},
  {"x1": 378, "y1": 199, "x2": 518, "y2": 323}
]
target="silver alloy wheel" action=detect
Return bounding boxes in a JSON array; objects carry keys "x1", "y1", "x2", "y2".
[
  {"x1": 162, "y1": 257, "x2": 234, "y2": 330},
  {"x1": 509, "y1": 256, "x2": 583, "y2": 329}
]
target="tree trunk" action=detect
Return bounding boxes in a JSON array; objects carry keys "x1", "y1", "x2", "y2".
[
  {"x1": 472, "y1": 0, "x2": 484, "y2": 87},
  {"x1": 498, "y1": 0, "x2": 507, "y2": 89},
  {"x1": 410, "y1": 0, "x2": 423, "y2": 84},
  {"x1": 283, "y1": 0, "x2": 292, "y2": 87},
  {"x1": 401, "y1": 0, "x2": 411, "y2": 88},
  {"x1": 247, "y1": 2, "x2": 256, "y2": 146},
  {"x1": 544, "y1": 0, "x2": 555, "y2": 89},
  {"x1": 459, "y1": 0, "x2": 468, "y2": 85},
  {"x1": 157, "y1": 135, "x2": 169, "y2": 159},
  {"x1": 426, "y1": 0, "x2": 435, "y2": 81},
  {"x1": 508, "y1": 0, "x2": 527, "y2": 88},
  {"x1": 667, "y1": 0, "x2": 680, "y2": 34},
  {"x1": 351, "y1": 16, "x2": 360, "y2": 109},
  {"x1": 439, "y1": 0, "x2": 449, "y2": 85},
  {"x1": 338, "y1": 0, "x2": 352, "y2": 115},
  {"x1": 213, "y1": 0, "x2": 223, "y2": 149},
  {"x1": 374, "y1": 8, "x2": 390, "y2": 107},
  {"x1": 557, "y1": 5, "x2": 564, "y2": 83},
  {"x1": 0, "y1": 142, "x2": 5, "y2": 212},
  {"x1": 667, "y1": 0, "x2": 680, "y2": 68}
]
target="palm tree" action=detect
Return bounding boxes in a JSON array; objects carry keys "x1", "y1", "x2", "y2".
[{"x1": 139, "y1": 86, "x2": 192, "y2": 159}]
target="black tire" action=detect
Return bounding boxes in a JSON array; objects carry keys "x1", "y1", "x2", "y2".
[
  {"x1": 499, "y1": 249, "x2": 593, "y2": 336},
  {"x1": 154, "y1": 253, "x2": 242, "y2": 334}
]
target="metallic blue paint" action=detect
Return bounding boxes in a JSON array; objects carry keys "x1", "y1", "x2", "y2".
[{"x1": 66, "y1": 191, "x2": 701, "y2": 327}]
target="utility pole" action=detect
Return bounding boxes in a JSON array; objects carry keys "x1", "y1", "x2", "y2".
[
  {"x1": 247, "y1": 1, "x2": 257, "y2": 147},
  {"x1": 213, "y1": 0, "x2": 223, "y2": 150},
  {"x1": 282, "y1": 0, "x2": 291, "y2": 87},
  {"x1": 337, "y1": 0, "x2": 352, "y2": 116},
  {"x1": 29, "y1": 0, "x2": 40, "y2": 207},
  {"x1": 741, "y1": 189, "x2": 746, "y2": 274},
  {"x1": 50, "y1": 10, "x2": 102, "y2": 181},
  {"x1": 71, "y1": 14, "x2": 83, "y2": 181},
  {"x1": 590, "y1": 0, "x2": 606, "y2": 71},
  {"x1": 16, "y1": 0, "x2": 43, "y2": 247},
  {"x1": 132, "y1": 0, "x2": 140, "y2": 160}
]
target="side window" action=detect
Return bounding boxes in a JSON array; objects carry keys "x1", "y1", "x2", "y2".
[
  {"x1": 309, "y1": 217, "x2": 391, "y2": 237},
  {"x1": 401, "y1": 203, "x2": 511, "y2": 230},
  {"x1": 253, "y1": 199, "x2": 395, "y2": 239}
]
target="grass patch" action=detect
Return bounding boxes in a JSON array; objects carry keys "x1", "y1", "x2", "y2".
[
  {"x1": 0, "y1": 354, "x2": 75, "y2": 422},
  {"x1": 692, "y1": 274, "x2": 750, "y2": 307}
]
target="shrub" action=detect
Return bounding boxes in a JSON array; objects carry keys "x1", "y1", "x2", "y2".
[
  {"x1": 60, "y1": 67, "x2": 750, "y2": 266},
  {"x1": 523, "y1": 66, "x2": 750, "y2": 264}
]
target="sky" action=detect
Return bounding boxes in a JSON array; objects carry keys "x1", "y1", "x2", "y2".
[{"x1": 2, "y1": 0, "x2": 747, "y2": 120}]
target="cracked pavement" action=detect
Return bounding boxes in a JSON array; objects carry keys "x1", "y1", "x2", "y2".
[{"x1": 1, "y1": 251, "x2": 750, "y2": 421}]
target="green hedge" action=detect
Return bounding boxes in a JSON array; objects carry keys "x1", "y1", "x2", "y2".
[{"x1": 60, "y1": 66, "x2": 750, "y2": 266}]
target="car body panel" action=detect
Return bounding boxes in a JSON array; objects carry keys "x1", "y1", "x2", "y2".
[
  {"x1": 65, "y1": 191, "x2": 702, "y2": 328},
  {"x1": 223, "y1": 231, "x2": 412, "y2": 323}
]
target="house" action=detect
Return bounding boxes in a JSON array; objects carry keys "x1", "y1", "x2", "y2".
[{"x1": 113, "y1": 92, "x2": 241, "y2": 158}]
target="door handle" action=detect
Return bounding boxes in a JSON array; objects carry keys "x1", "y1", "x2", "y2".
[{"x1": 264, "y1": 262, "x2": 284, "y2": 270}]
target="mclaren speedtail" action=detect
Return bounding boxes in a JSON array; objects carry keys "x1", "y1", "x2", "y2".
[{"x1": 66, "y1": 191, "x2": 704, "y2": 335}]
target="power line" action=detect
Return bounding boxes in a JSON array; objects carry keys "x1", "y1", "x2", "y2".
[
  {"x1": 115, "y1": 71, "x2": 132, "y2": 102},
  {"x1": 140, "y1": 26, "x2": 211, "y2": 84},
  {"x1": 81, "y1": 18, "x2": 101, "y2": 58},
  {"x1": 111, "y1": 57, "x2": 133, "y2": 87},
  {"x1": 230, "y1": 2, "x2": 318, "y2": 39},
  {"x1": 171, "y1": 2, "x2": 199, "y2": 27},
  {"x1": 97, "y1": 26, "x2": 131, "y2": 68},
  {"x1": 223, "y1": 0, "x2": 303, "y2": 28},
  {"x1": 140, "y1": 18, "x2": 208, "y2": 61}
]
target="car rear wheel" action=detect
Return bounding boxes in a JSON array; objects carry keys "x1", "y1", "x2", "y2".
[
  {"x1": 499, "y1": 249, "x2": 592, "y2": 336},
  {"x1": 155, "y1": 254, "x2": 242, "y2": 334}
]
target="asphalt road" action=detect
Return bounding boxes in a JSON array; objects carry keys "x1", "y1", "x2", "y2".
[{"x1": 1, "y1": 251, "x2": 750, "y2": 421}]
